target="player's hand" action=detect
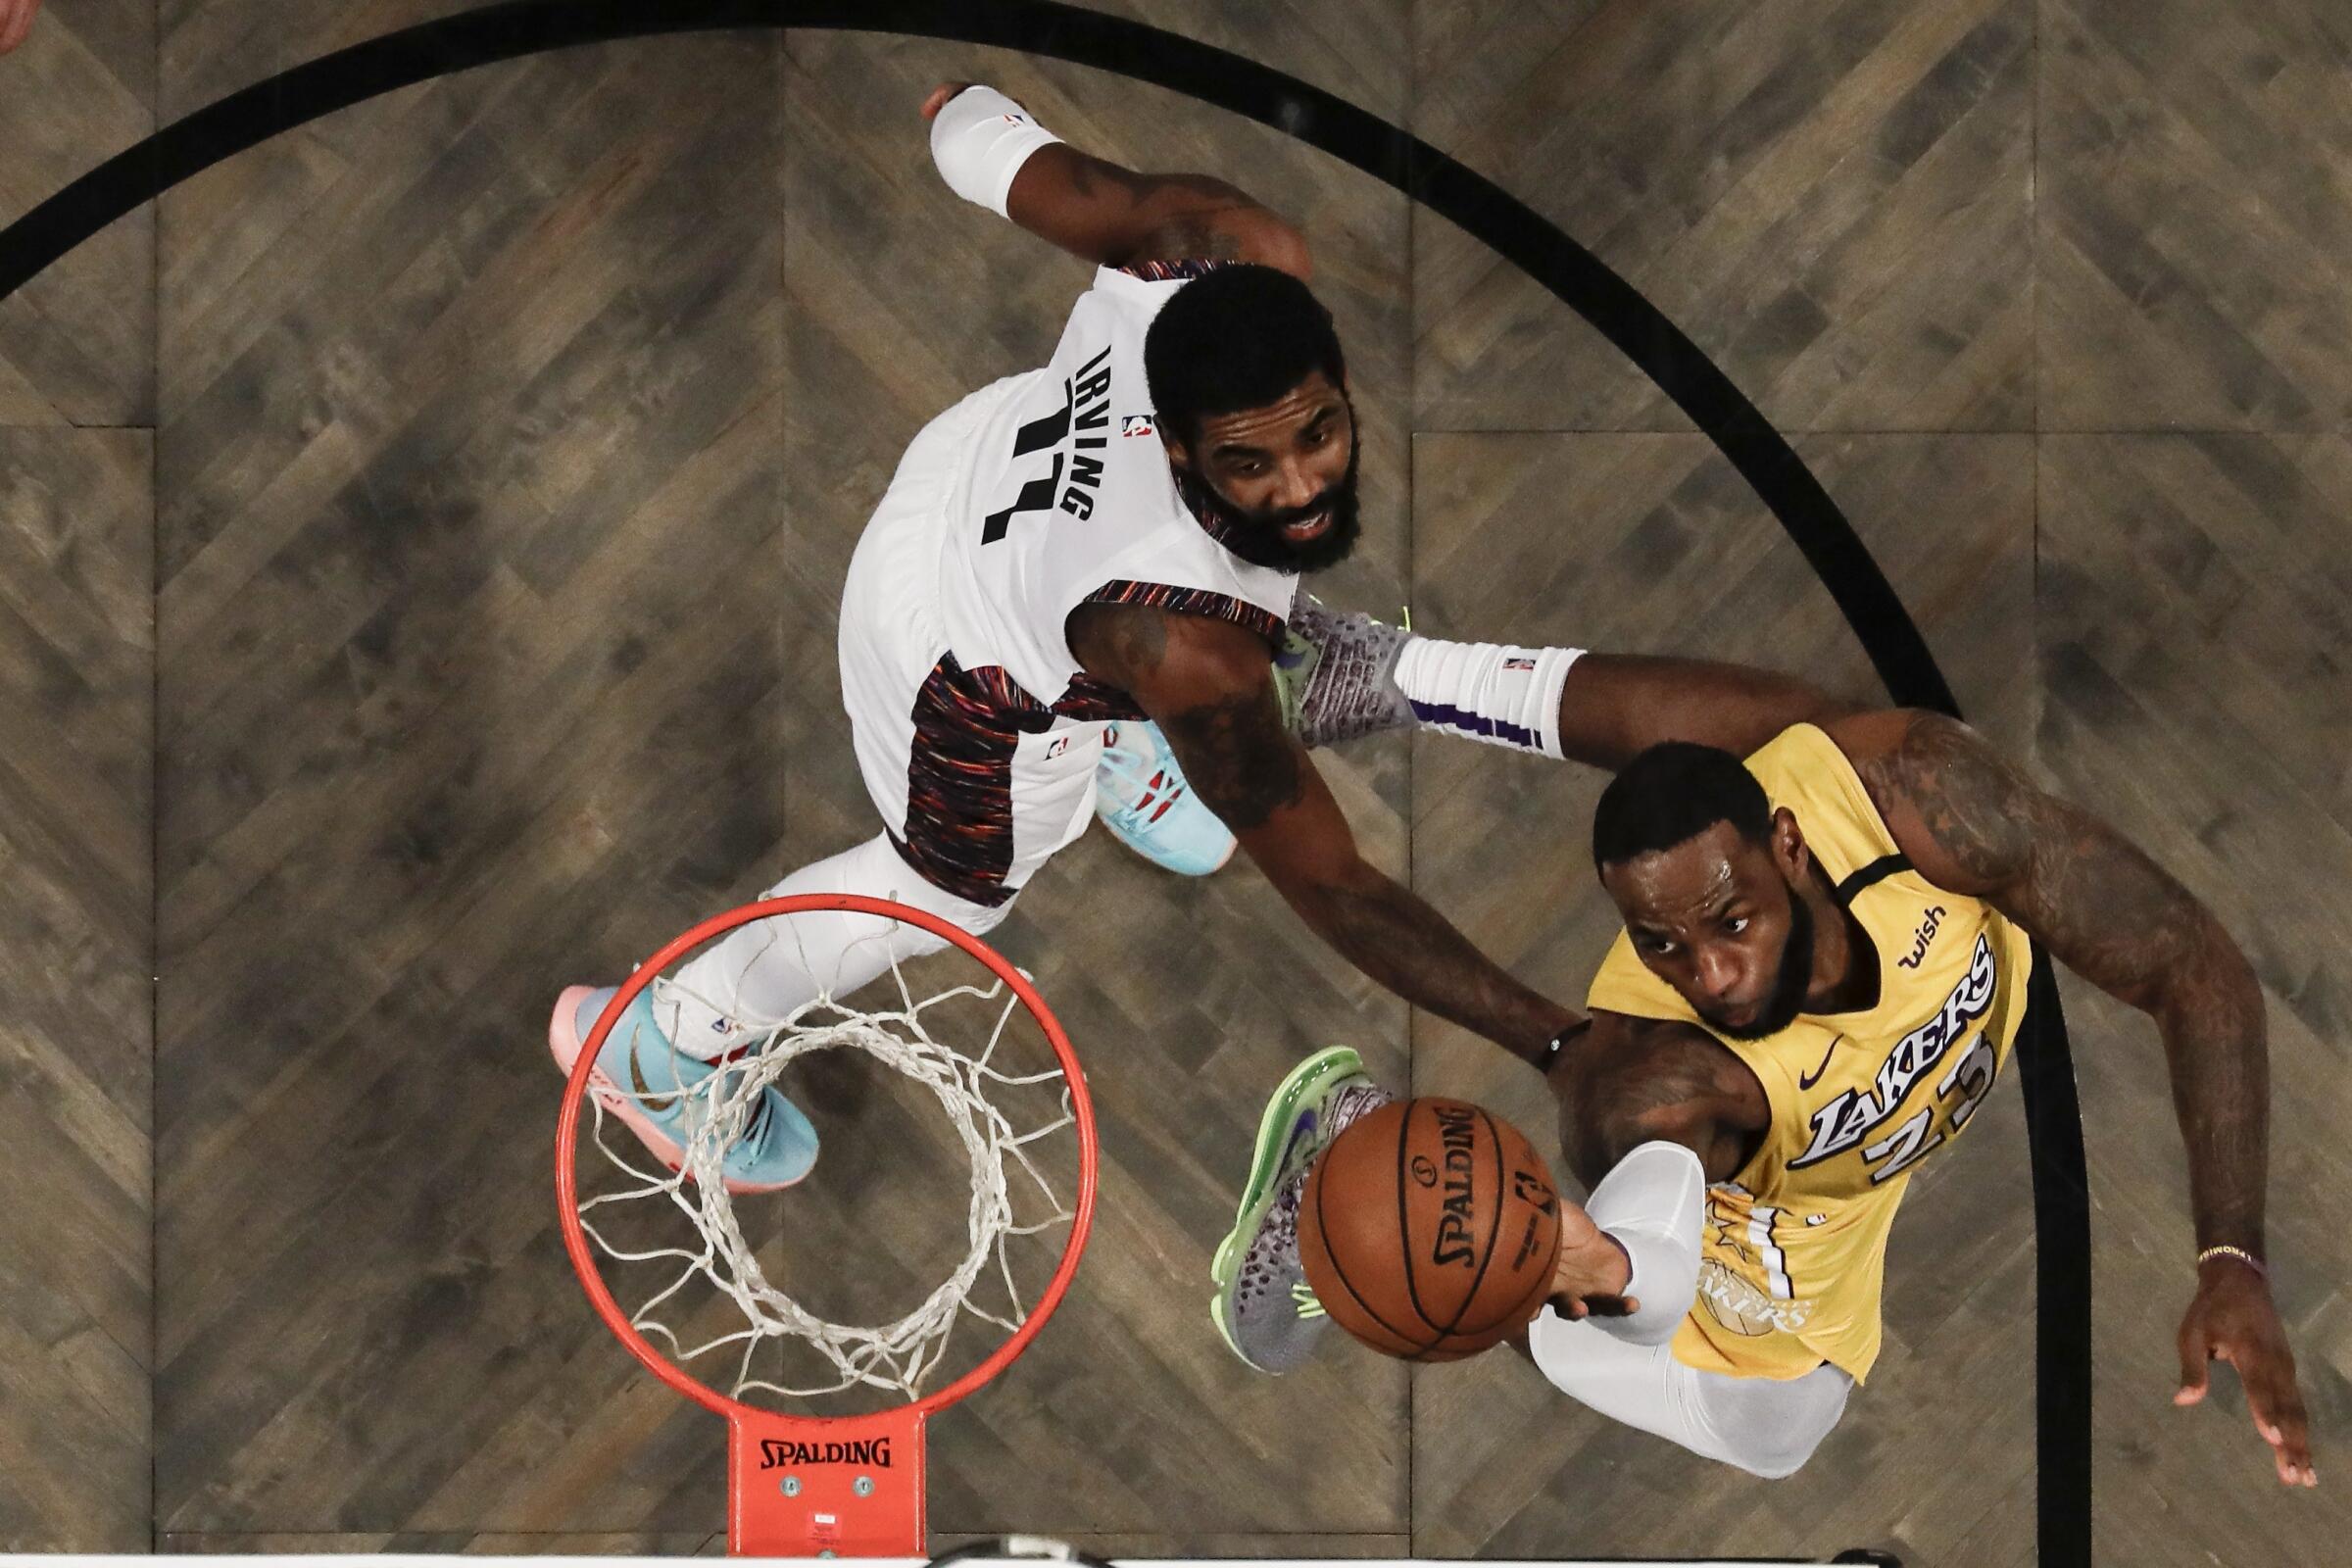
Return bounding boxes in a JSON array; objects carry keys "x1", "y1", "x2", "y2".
[
  {"x1": 1544, "y1": 1200, "x2": 1639, "y2": 1321},
  {"x1": 919, "y1": 81, "x2": 974, "y2": 122},
  {"x1": 2175, "y1": 1253, "x2": 2316, "y2": 1487},
  {"x1": 1, "y1": 0, "x2": 44, "y2": 57}
]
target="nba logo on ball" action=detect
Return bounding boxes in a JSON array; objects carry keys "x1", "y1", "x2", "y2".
[{"x1": 1298, "y1": 1097, "x2": 1563, "y2": 1362}]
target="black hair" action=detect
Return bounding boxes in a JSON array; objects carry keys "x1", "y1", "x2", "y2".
[
  {"x1": 1142, "y1": 264, "x2": 1346, "y2": 445},
  {"x1": 1592, "y1": 742, "x2": 1775, "y2": 870}
]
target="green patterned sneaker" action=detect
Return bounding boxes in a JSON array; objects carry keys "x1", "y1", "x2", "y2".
[{"x1": 1209, "y1": 1046, "x2": 1395, "y2": 1373}]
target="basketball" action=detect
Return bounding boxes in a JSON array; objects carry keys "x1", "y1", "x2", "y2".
[{"x1": 1298, "y1": 1098, "x2": 1564, "y2": 1361}]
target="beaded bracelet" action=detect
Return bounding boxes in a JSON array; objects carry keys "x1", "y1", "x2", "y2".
[{"x1": 2197, "y1": 1244, "x2": 2268, "y2": 1278}]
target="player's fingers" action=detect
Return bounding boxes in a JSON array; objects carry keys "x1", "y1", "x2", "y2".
[
  {"x1": 919, "y1": 81, "x2": 972, "y2": 122},
  {"x1": 2176, "y1": 1317, "x2": 2210, "y2": 1402},
  {"x1": 0, "y1": 6, "x2": 30, "y2": 55},
  {"x1": 2246, "y1": 1363, "x2": 2314, "y2": 1473}
]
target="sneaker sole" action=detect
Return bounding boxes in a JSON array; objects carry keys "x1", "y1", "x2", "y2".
[
  {"x1": 1213, "y1": 1044, "x2": 1364, "y2": 1288},
  {"x1": 548, "y1": 985, "x2": 803, "y2": 1197},
  {"x1": 1206, "y1": 1043, "x2": 1366, "y2": 1361},
  {"x1": 1097, "y1": 817, "x2": 1237, "y2": 877}
]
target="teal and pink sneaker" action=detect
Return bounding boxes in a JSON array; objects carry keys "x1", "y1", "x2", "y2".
[
  {"x1": 1094, "y1": 720, "x2": 1236, "y2": 876},
  {"x1": 548, "y1": 983, "x2": 819, "y2": 1194}
]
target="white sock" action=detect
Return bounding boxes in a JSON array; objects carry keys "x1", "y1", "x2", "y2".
[{"x1": 1393, "y1": 637, "x2": 1582, "y2": 759}]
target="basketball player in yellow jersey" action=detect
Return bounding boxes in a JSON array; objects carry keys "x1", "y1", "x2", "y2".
[
  {"x1": 1219, "y1": 632, "x2": 2314, "y2": 1489},
  {"x1": 1576, "y1": 723, "x2": 2033, "y2": 1394}
]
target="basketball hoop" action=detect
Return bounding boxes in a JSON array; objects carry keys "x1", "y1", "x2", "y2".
[{"x1": 554, "y1": 895, "x2": 1098, "y2": 1557}]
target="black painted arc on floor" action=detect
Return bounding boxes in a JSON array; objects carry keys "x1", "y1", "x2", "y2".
[{"x1": 0, "y1": 2, "x2": 2092, "y2": 1562}]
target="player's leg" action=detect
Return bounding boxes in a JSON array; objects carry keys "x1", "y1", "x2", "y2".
[
  {"x1": 661, "y1": 377, "x2": 1070, "y2": 1047},
  {"x1": 547, "y1": 829, "x2": 1000, "y2": 1192},
  {"x1": 654, "y1": 832, "x2": 1014, "y2": 1047},
  {"x1": 1526, "y1": 1309, "x2": 1853, "y2": 1479}
]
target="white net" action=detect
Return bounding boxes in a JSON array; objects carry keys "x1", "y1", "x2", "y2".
[{"x1": 572, "y1": 927, "x2": 1079, "y2": 1404}]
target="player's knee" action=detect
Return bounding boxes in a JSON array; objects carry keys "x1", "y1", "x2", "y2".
[
  {"x1": 956, "y1": 896, "x2": 1015, "y2": 936},
  {"x1": 1707, "y1": 1368, "x2": 1847, "y2": 1480},
  {"x1": 1726, "y1": 1428, "x2": 1826, "y2": 1481}
]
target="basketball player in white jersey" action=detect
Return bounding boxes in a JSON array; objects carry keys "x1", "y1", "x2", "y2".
[{"x1": 546, "y1": 83, "x2": 1576, "y2": 1191}]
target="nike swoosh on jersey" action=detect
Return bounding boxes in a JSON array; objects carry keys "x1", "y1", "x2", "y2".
[{"x1": 1797, "y1": 1035, "x2": 1846, "y2": 1092}]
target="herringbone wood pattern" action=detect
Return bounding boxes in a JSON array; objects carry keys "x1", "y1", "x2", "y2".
[
  {"x1": 2038, "y1": 1, "x2": 2352, "y2": 432},
  {"x1": 1, "y1": 4, "x2": 158, "y2": 1546},
  {"x1": 0, "y1": 0, "x2": 2346, "y2": 1560},
  {"x1": 1412, "y1": 0, "x2": 2036, "y2": 434},
  {"x1": 0, "y1": 428, "x2": 153, "y2": 1550},
  {"x1": 0, "y1": 0, "x2": 154, "y2": 427},
  {"x1": 152, "y1": 19, "x2": 788, "y2": 1538}
]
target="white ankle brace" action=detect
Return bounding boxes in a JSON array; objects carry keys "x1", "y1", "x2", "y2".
[{"x1": 1393, "y1": 636, "x2": 1582, "y2": 759}]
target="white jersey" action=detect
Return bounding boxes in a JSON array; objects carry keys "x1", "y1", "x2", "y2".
[{"x1": 932, "y1": 265, "x2": 1298, "y2": 717}]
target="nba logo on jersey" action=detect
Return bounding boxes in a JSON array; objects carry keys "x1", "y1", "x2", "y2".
[{"x1": 1121, "y1": 415, "x2": 1155, "y2": 438}]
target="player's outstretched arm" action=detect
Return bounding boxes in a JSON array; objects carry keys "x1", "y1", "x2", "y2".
[
  {"x1": 1284, "y1": 607, "x2": 1851, "y2": 762},
  {"x1": 920, "y1": 81, "x2": 1311, "y2": 278},
  {"x1": 1069, "y1": 603, "x2": 1573, "y2": 1065},
  {"x1": 1833, "y1": 707, "x2": 2315, "y2": 1489},
  {"x1": 1551, "y1": 653, "x2": 1856, "y2": 770}
]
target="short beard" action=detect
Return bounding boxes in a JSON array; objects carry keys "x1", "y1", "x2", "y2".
[
  {"x1": 1710, "y1": 892, "x2": 1817, "y2": 1042},
  {"x1": 1177, "y1": 402, "x2": 1364, "y2": 576}
]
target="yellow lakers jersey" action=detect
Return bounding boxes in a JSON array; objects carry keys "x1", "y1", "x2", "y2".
[{"x1": 1585, "y1": 723, "x2": 2033, "y2": 1384}]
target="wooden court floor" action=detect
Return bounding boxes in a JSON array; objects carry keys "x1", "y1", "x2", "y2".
[{"x1": 2, "y1": 1, "x2": 2347, "y2": 1562}]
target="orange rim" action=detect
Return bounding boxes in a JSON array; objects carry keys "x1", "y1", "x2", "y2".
[{"x1": 553, "y1": 892, "x2": 1098, "y2": 1430}]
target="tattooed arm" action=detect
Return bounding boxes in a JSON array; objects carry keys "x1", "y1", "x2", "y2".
[
  {"x1": 1069, "y1": 602, "x2": 1575, "y2": 1063},
  {"x1": 1551, "y1": 1011, "x2": 1770, "y2": 1189},
  {"x1": 1836, "y1": 708, "x2": 2314, "y2": 1488},
  {"x1": 1553, "y1": 655, "x2": 1858, "y2": 770},
  {"x1": 919, "y1": 82, "x2": 1312, "y2": 277},
  {"x1": 1505, "y1": 1010, "x2": 1770, "y2": 1330}
]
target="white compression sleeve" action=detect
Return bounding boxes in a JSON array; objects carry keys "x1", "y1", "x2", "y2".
[
  {"x1": 1392, "y1": 636, "x2": 1582, "y2": 759},
  {"x1": 660, "y1": 833, "x2": 1012, "y2": 1056},
  {"x1": 928, "y1": 85, "x2": 1063, "y2": 217},
  {"x1": 1584, "y1": 1140, "x2": 1708, "y2": 1347}
]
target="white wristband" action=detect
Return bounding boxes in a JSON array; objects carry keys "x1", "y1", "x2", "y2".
[
  {"x1": 929, "y1": 84, "x2": 1063, "y2": 218},
  {"x1": 1585, "y1": 1140, "x2": 1707, "y2": 1348}
]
